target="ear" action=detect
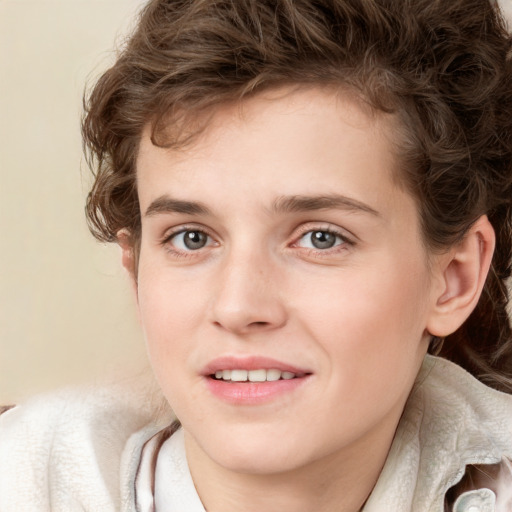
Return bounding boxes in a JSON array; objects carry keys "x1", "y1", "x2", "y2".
[
  {"x1": 426, "y1": 215, "x2": 495, "y2": 338},
  {"x1": 117, "y1": 229, "x2": 138, "y2": 291}
]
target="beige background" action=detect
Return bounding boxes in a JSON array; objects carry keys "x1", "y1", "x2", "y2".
[
  {"x1": 0, "y1": 0, "x2": 150, "y2": 404},
  {"x1": 1, "y1": 1, "x2": 512, "y2": 404}
]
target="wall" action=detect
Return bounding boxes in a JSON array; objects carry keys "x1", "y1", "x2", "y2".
[{"x1": 0, "y1": 0, "x2": 150, "y2": 404}]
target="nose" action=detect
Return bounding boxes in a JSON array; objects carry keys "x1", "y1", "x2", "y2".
[{"x1": 210, "y1": 249, "x2": 287, "y2": 335}]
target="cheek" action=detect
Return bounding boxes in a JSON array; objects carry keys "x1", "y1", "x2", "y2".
[
  {"x1": 136, "y1": 268, "x2": 208, "y2": 415},
  {"x1": 136, "y1": 263, "x2": 199, "y2": 366},
  {"x1": 137, "y1": 246, "x2": 207, "y2": 324},
  {"x1": 297, "y1": 262, "x2": 428, "y2": 330},
  {"x1": 290, "y1": 256, "x2": 431, "y2": 373}
]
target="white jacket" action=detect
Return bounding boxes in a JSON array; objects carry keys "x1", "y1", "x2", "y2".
[{"x1": 1, "y1": 356, "x2": 511, "y2": 511}]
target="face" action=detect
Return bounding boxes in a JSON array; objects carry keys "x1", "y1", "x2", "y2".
[{"x1": 134, "y1": 87, "x2": 438, "y2": 476}]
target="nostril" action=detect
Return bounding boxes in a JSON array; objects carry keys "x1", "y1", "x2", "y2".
[
  {"x1": 249, "y1": 321, "x2": 270, "y2": 328},
  {"x1": 212, "y1": 319, "x2": 272, "y2": 333}
]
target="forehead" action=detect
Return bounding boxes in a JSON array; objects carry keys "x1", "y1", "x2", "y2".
[{"x1": 135, "y1": 87, "x2": 411, "y2": 218}]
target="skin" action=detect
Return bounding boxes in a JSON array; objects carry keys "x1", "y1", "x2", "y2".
[{"x1": 127, "y1": 87, "x2": 493, "y2": 512}]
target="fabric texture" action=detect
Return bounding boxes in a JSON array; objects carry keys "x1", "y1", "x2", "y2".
[
  {"x1": 1, "y1": 355, "x2": 512, "y2": 511},
  {"x1": 0, "y1": 383, "x2": 166, "y2": 512},
  {"x1": 363, "y1": 357, "x2": 512, "y2": 512}
]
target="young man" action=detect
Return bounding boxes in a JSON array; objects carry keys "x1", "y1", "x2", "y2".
[{"x1": 1, "y1": 1, "x2": 512, "y2": 510}]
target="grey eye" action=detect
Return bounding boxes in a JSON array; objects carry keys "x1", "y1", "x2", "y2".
[
  {"x1": 172, "y1": 230, "x2": 210, "y2": 250},
  {"x1": 310, "y1": 231, "x2": 337, "y2": 249},
  {"x1": 298, "y1": 230, "x2": 342, "y2": 250}
]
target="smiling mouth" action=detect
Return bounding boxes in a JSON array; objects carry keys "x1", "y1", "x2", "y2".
[
  {"x1": 211, "y1": 369, "x2": 308, "y2": 382},
  {"x1": 205, "y1": 364, "x2": 311, "y2": 403}
]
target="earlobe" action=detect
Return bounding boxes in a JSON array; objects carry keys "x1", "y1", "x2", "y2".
[{"x1": 427, "y1": 215, "x2": 495, "y2": 338}]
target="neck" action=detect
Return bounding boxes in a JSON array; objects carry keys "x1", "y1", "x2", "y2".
[{"x1": 184, "y1": 420, "x2": 397, "y2": 512}]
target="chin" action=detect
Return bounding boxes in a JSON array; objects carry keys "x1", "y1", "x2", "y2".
[
  {"x1": 214, "y1": 448, "x2": 304, "y2": 476},
  {"x1": 191, "y1": 425, "x2": 312, "y2": 475}
]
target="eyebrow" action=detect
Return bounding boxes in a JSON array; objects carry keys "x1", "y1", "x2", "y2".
[
  {"x1": 272, "y1": 194, "x2": 381, "y2": 217},
  {"x1": 144, "y1": 193, "x2": 380, "y2": 218},
  {"x1": 144, "y1": 196, "x2": 211, "y2": 217}
]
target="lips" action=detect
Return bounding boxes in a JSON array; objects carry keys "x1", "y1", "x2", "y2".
[{"x1": 202, "y1": 356, "x2": 312, "y2": 404}]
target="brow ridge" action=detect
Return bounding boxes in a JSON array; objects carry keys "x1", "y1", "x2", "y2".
[
  {"x1": 145, "y1": 196, "x2": 211, "y2": 217},
  {"x1": 144, "y1": 193, "x2": 380, "y2": 218},
  {"x1": 272, "y1": 194, "x2": 380, "y2": 216}
]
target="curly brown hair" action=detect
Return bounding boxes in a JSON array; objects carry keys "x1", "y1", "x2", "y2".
[{"x1": 82, "y1": 0, "x2": 512, "y2": 391}]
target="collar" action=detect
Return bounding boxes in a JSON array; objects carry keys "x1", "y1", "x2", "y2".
[{"x1": 364, "y1": 355, "x2": 512, "y2": 511}]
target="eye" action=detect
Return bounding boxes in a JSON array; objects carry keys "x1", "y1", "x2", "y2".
[
  {"x1": 297, "y1": 230, "x2": 345, "y2": 250},
  {"x1": 168, "y1": 230, "x2": 212, "y2": 251}
]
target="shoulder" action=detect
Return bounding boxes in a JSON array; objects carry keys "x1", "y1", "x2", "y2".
[
  {"x1": 0, "y1": 384, "x2": 158, "y2": 450},
  {"x1": 0, "y1": 383, "x2": 169, "y2": 511},
  {"x1": 364, "y1": 356, "x2": 512, "y2": 511},
  {"x1": 413, "y1": 356, "x2": 512, "y2": 506},
  {"x1": 417, "y1": 355, "x2": 512, "y2": 445}
]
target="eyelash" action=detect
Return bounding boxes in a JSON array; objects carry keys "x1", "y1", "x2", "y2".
[{"x1": 159, "y1": 224, "x2": 355, "y2": 259}]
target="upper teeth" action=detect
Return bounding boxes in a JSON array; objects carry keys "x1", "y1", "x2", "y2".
[{"x1": 214, "y1": 369, "x2": 297, "y2": 382}]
